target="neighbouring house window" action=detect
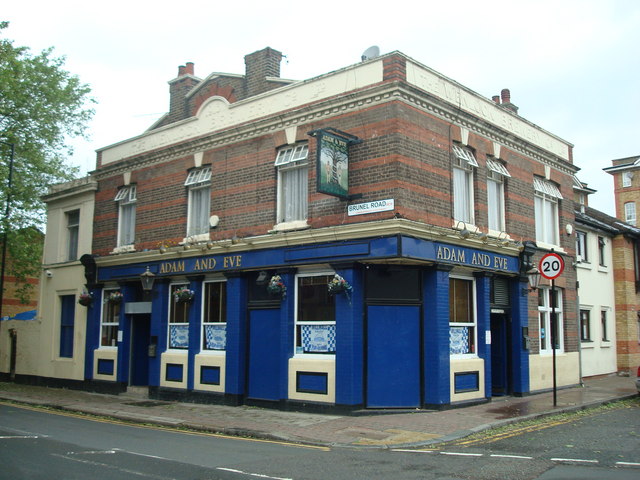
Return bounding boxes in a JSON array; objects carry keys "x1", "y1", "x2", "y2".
[
  {"x1": 449, "y1": 277, "x2": 476, "y2": 355},
  {"x1": 202, "y1": 281, "x2": 226, "y2": 351},
  {"x1": 100, "y1": 289, "x2": 120, "y2": 347},
  {"x1": 66, "y1": 210, "x2": 80, "y2": 261},
  {"x1": 59, "y1": 295, "x2": 75, "y2": 358},
  {"x1": 598, "y1": 236, "x2": 606, "y2": 267},
  {"x1": 486, "y1": 158, "x2": 510, "y2": 232},
  {"x1": 538, "y1": 286, "x2": 564, "y2": 353},
  {"x1": 276, "y1": 143, "x2": 309, "y2": 225},
  {"x1": 295, "y1": 274, "x2": 335, "y2": 355},
  {"x1": 452, "y1": 145, "x2": 477, "y2": 225},
  {"x1": 625, "y1": 202, "x2": 636, "y2": 226},
  {"x1": 580, "y1": 309, "x2": 591, "y2": 342},
  {"x1": 576, "y1": 231, "x2": 588, "y2": 262},
  {"x1": 622, "y1": 171, "x2": 633, "y2": 188},
  {"x1": 115, "y1": 185, "x2": 136, "y2": 247},
  {"x1": 534, "y1": 178, "x2": 562, "y2": 246},
  {"x1": 168, "y1": 283, "x2": 190, "y2": 349},
  {"x1": 185, "y1": 166, "x2": 212, "y2": 237},
  {"x1": 601, "y1": 310, "x2": 609, "y2": 342}
]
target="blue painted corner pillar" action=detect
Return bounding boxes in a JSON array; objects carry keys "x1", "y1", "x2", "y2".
[
  {"x1": 116, "y1": 284, "x2": 136, "y2": 384},
  {"x1": 473, "y1": 272, "x2": 492, "y2": 399},
  {"x1": 334, "y1": 264, "x2": 364, "y2": 407},
  {"x1": 148, "y1": 280, "x2": 169, "y2": 388},
  {"x1": 186, "y1": 276, "x2": 204, "y2": 391},
  {"x1": 510, "y1": 278, "x2": 531, "y2": 395},
  {"x1": 277, "y1": 269, "x2": 297, "y2": 400},
  {"x1": 83, "y1": 286, "x2": 102, "y2": 381},
  {"x1": 224, "y1": 273, "x2": 248, "y2": 396},
  {"x1": 423, "y1": 265, "x2": 452, "y2": 407}
]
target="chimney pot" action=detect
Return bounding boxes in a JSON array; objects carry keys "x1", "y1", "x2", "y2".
[
  {"x1": 501, "y1": 88, "x2": 511, "y2": 104},
  {"x1": 178, "y1": 65, "x2": 186, "y2": 76},
  {"x1": 492, "y1": 95, "x2": 501, "y2": 104},
  {"x1": 185, "y1": 62, "x2": 194, "y2": 76}
]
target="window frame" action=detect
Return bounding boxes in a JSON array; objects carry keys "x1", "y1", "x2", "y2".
[
  {"x1": 580, "y1": 309, "x2": 591, "y2": 342},
  {"x1": 601, "y1": 309, "x2": 609, "y2": 342},
  {"x1": 449, "y1": 275, "x2": 477, "y2": 357},
  {"x1": 276, "y1": 143, "x2": 309, "y2": 227},
  {"x1": 538, "y1": 286, "x2": 564, "y2": 354},
  {"x1": 597, "y1": 236, "x2": 606, "y2": 267},
  {"x1": 201, "y1": 280, "x2": 227, "y2": 352},
  {"x1": 116, "y1": 185, "x2": 136, "y2": 247},
  {"x1": 294, "y1": 271, "x2": 336, "y2": 357},
  {"x1": 576, "y1": 230, "x2": 588, "y2": 263},
  {"x1": 186, "y1": 167, "x2": 212, "y2": 238},
  {"x1": 487, "y1": 169, "x2": 506, "y2": 232},
  {"x1": 59, "y1": 294, "x2": 75, "y2": 358},
  {"x1": 622, "y1": 171, "x2": 633, "y2": 188},
  {"x1": 625, "y1": 202, "x2": 636, "y2": 226},
  {"x1": 453, "y1": 161, "x2": 475, "y2": 225},
  {"x1": 66, "y1": 209, "x2": 80, "y2": 262},
  {"x1": 168, "y1": 283, "x2": 190, "y2": 350},
  {"x1": 100, "y1": 288, "x2": 120, "y2": 348}
]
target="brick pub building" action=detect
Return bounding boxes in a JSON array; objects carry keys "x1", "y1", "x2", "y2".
[{"x1": 31, "y1": 48, "x2": 582, "y2": 409}]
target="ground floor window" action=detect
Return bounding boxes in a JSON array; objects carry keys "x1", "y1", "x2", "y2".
[
  {"x1": 449, "y1": 276, "x2": 476, "y2": 355},
  {"x1": 580, "y1": 309, "x2": 591, "y2": 342},
  {"x1": 538, "y1": 286, "x2": 563, "y2": 353},
  {"x1": 169, "y1": 283, "x2": 191, "y2": 349},
  {"x1": 202, "y1": 281, "x2": 226, "y2": 350},
  {"x1": 100, "y1": 289, "x2": 120, "y2": 347},
  {"x1": 295, "y1": 274, "x2": 335, "y2": 355},
  {"x1": 59, "y1": 295, "x2": 75, "y2": 357}
]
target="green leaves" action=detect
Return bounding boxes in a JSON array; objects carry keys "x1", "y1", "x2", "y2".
[{"x1": 0, "y1": 22, "x2": 95, "y2": 303}]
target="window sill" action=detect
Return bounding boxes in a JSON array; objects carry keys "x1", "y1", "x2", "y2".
[
  {"x1": 600, "y1": 341, "x2": 612, "y2": 348},
  {"x1": 575, "y1": 261, "x2": 591, "y2": 270},
  {"x1": 111, "y1": 244, "x2": 135, "y2": 254},
  {"x1": 535, "y1": 241, "x2": 566, "y2": 254},
  {"x1": 597, "y1": 266, "x2": 609, "y2": 273},
  {"x1": 183, "y1": 233, "x2": 210, "y2": 244},
  {"x1": 198, "y1": 350, "x2": 226, "y2": 355},
  {"x1": 271, "y1": 220, "x2": 310, "y2": 232},
  {"x1": 293, "y1": 353, "x2": 336, "y2": 359},
  {"x1": 581, "y1": 341, "x2": 594, "y2": 349}
]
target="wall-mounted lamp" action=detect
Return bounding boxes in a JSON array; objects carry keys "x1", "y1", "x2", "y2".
[
  {"x1": 522, "y1": 267, "x2": 541, "y2": 295},
  {"x1": 455, "y1": 221, "x2": 471, "y2": 239},
  {"x1": 140, "y1": 266, "x2": 156, "y2": 292},
  {"x1": 477, "y1": 232, "x2": 489, "y2": 243}
]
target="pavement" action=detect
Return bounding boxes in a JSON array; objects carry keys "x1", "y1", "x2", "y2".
[{"x1": 0, "y1": 375, "x2": 637, "y2": 449}]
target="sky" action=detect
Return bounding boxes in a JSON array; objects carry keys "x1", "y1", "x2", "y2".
[{"x1": 3, "y1": 0, "x2": 639, "y2": 216}]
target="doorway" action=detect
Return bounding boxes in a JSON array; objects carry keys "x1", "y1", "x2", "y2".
[
  {"x1": 490, "y1": 313, "x2": 511, "y2": 396},
  {"x1": 129, "y1": 315, "x2": 150, "y2": 386}
]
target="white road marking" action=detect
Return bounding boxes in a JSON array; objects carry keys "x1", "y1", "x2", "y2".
[
  {"x1": 51, "y1": 453, "x2": 178, "y2": 479},
  {"x1": 217, "y1": 467, "x2": 293, "y2": 480},
  {"x1": 616, "y1": 461, "x2": 640, "y2": 467},
  {"x1": 490, "y1": 454, "x2": 534, "y2": 460},
  {"x1": 551, "y1": 458, "x2": 599, "y2": 464},
  {"x1": 0, "y1": 435, "x2": 40, "y2": 439},
  {"x1": 439, "y1": 452, "x2": 483, "y2": 457}
]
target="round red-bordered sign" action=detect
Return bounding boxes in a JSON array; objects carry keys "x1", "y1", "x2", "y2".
[{"x1": 539, "y1": 252, "x2": 564, "y2": 280}]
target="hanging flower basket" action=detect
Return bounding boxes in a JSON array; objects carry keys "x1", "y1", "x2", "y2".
[
  {"x1": 328, "y1": 274, "x2": 353, "y2": 300},
  {"x1": 174, "y1": 286, "x2": 195, "y2": 303},
  {"x1": 78, "y1": 292, "x2": 93, "y2": 307},
  {"x1": 267, "y1": 275, "x2": 286, "y2": 299},
  {"x1": 105, "y1": 291, "x2": 123, "y2": 304}
]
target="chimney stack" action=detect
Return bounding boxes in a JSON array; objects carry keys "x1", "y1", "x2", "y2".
[
  {"x1": 498, "y1": 88, "x2": 519, "y2": 114},
  {"x1": 168, "y1": 62, "x2": 199, "y2": 123},
  {"x1": 244, "y1": 47, "x2": 283, "y2": 97},
  {"x1": 492, "y1": 95, "x2": 501, "y2": 104}
]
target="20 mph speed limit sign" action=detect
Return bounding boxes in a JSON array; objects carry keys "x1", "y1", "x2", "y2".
[{"x1": 539, "y1": 252, "x2": 565, "y2": 280}]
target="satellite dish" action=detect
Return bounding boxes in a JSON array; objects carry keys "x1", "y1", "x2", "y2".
[{"x1": 361, "y1": 45, "x2": 380, "y2": 62}]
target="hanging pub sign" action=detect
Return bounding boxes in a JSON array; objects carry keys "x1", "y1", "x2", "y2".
[{"x1": 308, "y1": 128, "x2": 362, "y2": 199}]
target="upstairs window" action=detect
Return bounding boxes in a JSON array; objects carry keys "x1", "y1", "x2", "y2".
[
  {"x1": 534, "y1": 178, "x2": 562, "y2": 246},
  {"x1": 576, "y1": 231, "x2": 588, "y2": 262},
  {"x1": 622, "y1": 171, "x2": 633, "y2": 188},
  {"x1": 276, "y1": 144, "x2": 309, "y2": 226},
  {"x1": 115, "y1": 185, "x2": 136, "y2": 247},
  {"x1": 66, "y1": 209, "x2": 80, "y2": 261},
  {"x1": 598, "y1": 236, "x2": 606, "y2": 267},
  {"x1": 186, "y1": 167, "x2": 212, "y2": 237},
  {"x1": 486, "y1": 159, "x2": 510, "y2": 231},
  {"x1": 625, "y1": 202, "x2": 636, "y2": 226},
  {"x1": 452, "y1": 145, "x2": 477, "y2": 224}
]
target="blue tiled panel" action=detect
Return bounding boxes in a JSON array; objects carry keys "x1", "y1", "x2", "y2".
[
  {"x1": 165, "y1": 363, "x2": 183, "y2": 382},
  {"x1": 455, "y1": 371, "x2": 479, "y2": 393},
  {"x1": 200, "y1": 366, "x2": 221, "y2": 385},
  {"x1": 296, "y1": 372, "x2": 328, "y2": 394},
  {"x1": 97, "y1": 359, "x2": 114, "y2": 376}
]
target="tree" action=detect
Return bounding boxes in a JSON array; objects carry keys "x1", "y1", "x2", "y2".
[{"x1": 0, "y1": 21, "x2": 95, "y2": 304}]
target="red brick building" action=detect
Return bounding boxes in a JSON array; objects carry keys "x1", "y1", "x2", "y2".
[{"x1": 37, "y1": 48, "x2": 581, "y2": 409}]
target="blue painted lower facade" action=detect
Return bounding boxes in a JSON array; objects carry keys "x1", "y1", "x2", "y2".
[{"x1": 83, "y1": 234, "x2": 531, "y2": 409}]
